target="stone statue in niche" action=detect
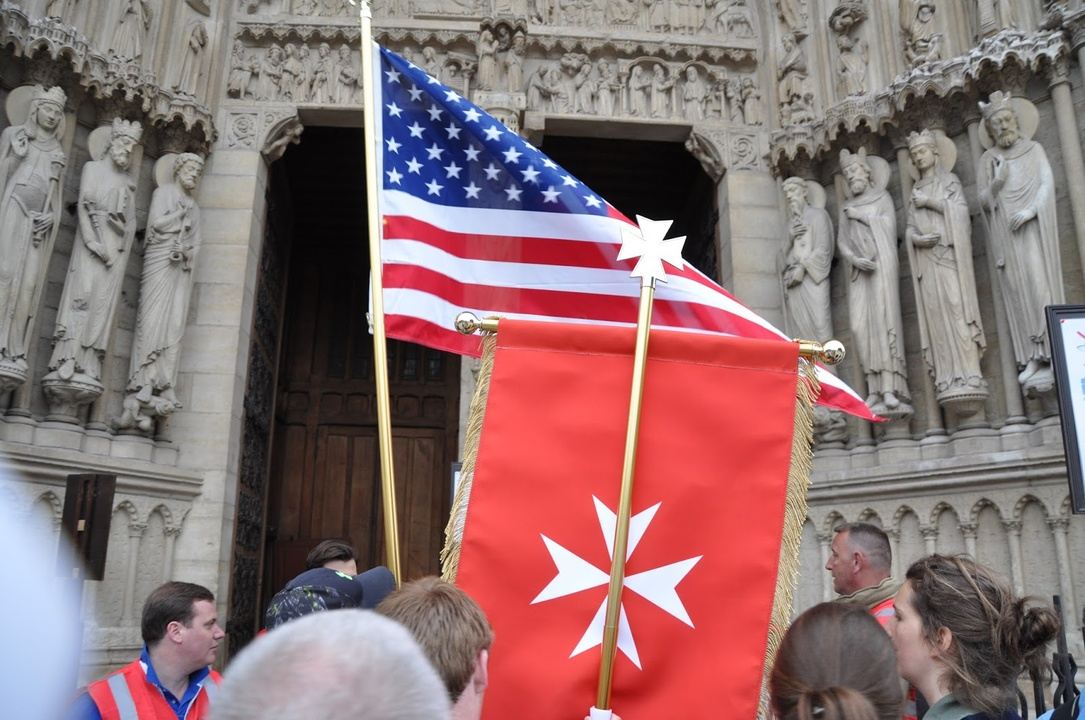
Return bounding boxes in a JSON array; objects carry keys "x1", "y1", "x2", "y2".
[
  {"x1": 629, "y1": 64, "x2": 651, "y2": 117},
  {"x1": 723, "y1": 77, "x2": 743, "y2": 123},
  {"x1": 682, "y1": 66, "x2": 708, "y2": 121},
  {"x1": 780, "y1": 176, "x2": 846, "y2": 442},
  {"x1": 296, "y1": 46, "x2": 313, "y2": 101},
  {"x1": 335, "y1": 44, "x2": 359, "y2": 104},
  {"x1": 45, "y1": 0, "x2": 78, "y2": 22},
  {"x1": 975, "y1": 0, "x2": 1017, "y2": 38},
  {"x1": 43, "y1": 120, "x2": 143, "y2": 420},
  {"x1": 596, "y1": 60, "x2": 617, "y2": 116},
  {"x1": 651, "y1": 64, "x2": 675, "y2": 118},
  {"x1": 526, "y1": 64, "x2": 556, "y2": 110},
  {"x1": 978, "y1": 91, "x2": 1063, "y2": 395},
  {"x1": 504, "y1": 31, "x2": 525, "y2": 94},
  {"x1": 421, "y1": 46, "x2": 441, "y2": 81},
  {"x1": 281, "y1": 44, "x2": 305, "y2": 102},
  {"x1": 778, "y1": 32, "x2": 813, "y2": 125},
  {"x1": 900, "y1": 0, "x2": 943, "y2": 66},
  {"x1": 0, "y1": 86, "x2": 67, "y2": 394},
  {"x1": 113, "y1": 153, "x2": 204, "y2": 434},
  {"x1": 476, "y1": 29, "x2": 498, "y2": 92},
  {"x1": 775, "y1": 0, "x2": 808, "y2": 35},
  {"x1": 573, "y1": 59, "x2": 595, "y2": 114},
  {"x1": 553, "y1": 57, "x2": 578, "y2": 114},
  {"x1": 228, "y1": 40, "x2": 257, "y2": 100},
  {"x1": 173, "y1": 21, "x2": 208, "y2": 96},
  {"x1": 836, "y1": 148, "x2": 913, "y2": 419},
  {"x1": 904, "y1": 129, "x2": 988, "y2": 415},
  {"x1": 830, "y1": 4, "x2": 868, "y2": 97},
  {"x1": 740, "y1": 77, "x2": 762, "y2": 125},
  {"x1": 311, "y1": 43, "x2": 334, "y2": 103},
  {"x1": 111, "y1": 0, "x2": 153, "y2": 61}
]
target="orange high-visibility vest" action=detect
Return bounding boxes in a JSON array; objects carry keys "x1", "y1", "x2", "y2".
[{"x1": 87, "y1": 660, "x2": 221, "y2": 720}]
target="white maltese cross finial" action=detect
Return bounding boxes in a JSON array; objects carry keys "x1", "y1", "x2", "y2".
[{"x1": 617, "y1": 215, "x2": 686, "y2": 286}]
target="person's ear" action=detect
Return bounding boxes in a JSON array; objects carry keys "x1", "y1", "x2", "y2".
[
  {"x1": 935, "y1": 626, "x2": 953, "y2": 655},
  {"x1": 165, "y1": 620, "x2": 185, "y2": 644},
  {"x1": 473, "y1": 648, "x2": 489, "y2": 691}
]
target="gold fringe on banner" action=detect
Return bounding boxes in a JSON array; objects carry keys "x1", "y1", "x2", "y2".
[
  {"x1": 441, "y1": 331, "x2": 498, "y2": 582},
  {"x1": 757, "y1": 356, "x2": 820, "y2": 718}
]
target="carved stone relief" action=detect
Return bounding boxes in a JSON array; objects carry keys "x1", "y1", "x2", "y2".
[
  {"x1": 0, "y1": 85, "x2": 69, "y2": 395},
  {"x1": 836, "y1": 148, "x2": 913, "y2": 420},
  {"x1": 43, "y1": 119, "x2": 144, "y2": 421},
  {"x1": 977, "y1": 92, "x2": 1063, "y2": 396},
  {"x1": 111, "y1": 0, "x2": 153, "y2": 62},
  {"x1": 778, "y1": 32, "x2": 814, "y2": 125},
  {"x1": 829, "y1": 1, "x2": 868, "y2": 98},
  {"x1": 903, "y1": 129, "x2": 988, "y2": 416},
  {"x1": 229, "y1": 39, "x2": 363, "y2": 104},
  {"x1": 112, "y1": 153, "x2": 205, "y2": 435},
  {"x1": 526, "y1": 0, "x2": 758, "y2": 38},
  {"x1": 775, "y1": 0, "x2": 809, "y2": 36},
  {"x1": 225, "y1": 112, "x2": 259, "y2": 148},
  {"x1": 900, "y1": 0, "x2": 943, "y2": 66}
]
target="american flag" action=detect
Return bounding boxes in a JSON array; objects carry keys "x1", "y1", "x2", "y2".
[{"x1": 372, "y1": 45, "x2": 873, "y2": 420}]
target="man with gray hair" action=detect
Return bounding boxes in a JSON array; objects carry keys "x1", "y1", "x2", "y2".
[
  {"x1": 825, "y1": 522, "x2": 895, "y2": 626},
  {"x1": 212, "y1": 610, "x2": 450, "y2": 720}
]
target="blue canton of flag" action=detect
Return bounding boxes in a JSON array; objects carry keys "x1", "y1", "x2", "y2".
[{"x1": 378, "y1": 47, "x2": 607, "y2": 216}]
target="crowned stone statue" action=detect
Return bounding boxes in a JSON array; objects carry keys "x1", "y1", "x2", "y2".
[
  {"x1": 905, "y1": 129, "x2": 987, "y2": 417},
  {"x1": 0, "y1": 85, "x2": 68, "y2": 394},
  {"x1": 43, "y1": 119, "x2": 143, "y2": 421},
  {"x1": 977, "y1": 92, "x2": 1063, "y2": 396},
  {"x1": 836, "y1": 148, "x2": 913, "y2": 420}
]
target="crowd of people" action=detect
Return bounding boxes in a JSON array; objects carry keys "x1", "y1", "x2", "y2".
[{"x1": 66, "y1": 525, "x2": 1070, "y2": 720}]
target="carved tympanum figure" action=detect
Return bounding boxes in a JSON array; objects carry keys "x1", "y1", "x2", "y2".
[
  {"x1": 0, "y1": 86, "x2": 67, "y2": 393},
  {"x1": 335, "y1": 44, "x2": 359, "y2": 104},
  {"x1": 44, "y1": 120, "x2": 143, "y2": 419},
  {"x1": 114, "y1": 153, "x2": 204, "y2": 434},
  {"x1": 476, "y1": 29, "x2": 498, "y2": 91},
  {"x1": 682, "y1": 66, "x2": 708, "y2": 121},
  {"x1": 836, "y1": 148, "x2": 912, "y2": 418},
  {"x1": 596, "y1": 59, "x2": 617, "y2": 116},
  {"x1": 740, "y1": 77, "x2": 762, "y2": 125},
  {"x1": 900, "y1": 0, "x2": 943, "y2": 66},
  {"x1": 650, "y1": 64, "x2": 674, "y2": 117},
  {"x1": 978, "y1": 92, "x2": 1063, "y2": 395},
  {"x1": 905, "y1": 130, "x2": 987, "y2": 414},
  {"x1": 504, "y1": 31, "x2": 525, "y2": 93},
  {"x1": 311, "y1": 43, "x2": 333, "y2": 103}
]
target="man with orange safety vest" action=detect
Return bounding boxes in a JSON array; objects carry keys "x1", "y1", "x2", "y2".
[
  {"x1": 827, "y1": 522, "x2": 919, "y2": 720},
  {"x1": 68, "y1": 581, "x2": 225, "y2": 720}
]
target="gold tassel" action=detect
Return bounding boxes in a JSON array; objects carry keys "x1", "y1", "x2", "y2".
[
  {"x1": 441, "y1": 331, "x2": 498, "y2": 582},
  {"x1": 758, "y1": 357, "x2": 819, "y2": 718}
]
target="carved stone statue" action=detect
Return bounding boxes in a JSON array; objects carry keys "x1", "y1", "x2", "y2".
[
  {"x1": 651, "y1": 64, "x2": 675, "y2": 118},
  {"x1": 573, "y1": 60, "x2": 595, "y2": 114},
  {"x1": 281, "y1": 44, "x2": 305, "y2": 102},
  {"x1": 630, "y1": 64, "x2": 651, "y2": 117},
  {"x1": 740, "y1": 77, "x2": 762, "y2": 125},
  {"x1": 526, "y1": 65, "x2": 554, "y2": 109},
  {"x1": 174, "y1": 21, "x2": 208, "y2": 96},
  {"x1": 43, "y1": 120, "x2": 143, "y2": 420},
  {"x1": 978, "y1": 92, "x2": 1063, "y2": 395},
  {"x1": 900, "y1": 0, "x2": 943, "y2": 66},
  {"x1": 775, "y1": 0, "x2": 808, "y2": 34},
  {"x1": 334, "y1": 44, "x2": 359, "y2": 104},
  {"x1": 722, "y1": 0, "x2": 756, "y2": 37},
  {"x1": 0, "y1": 86, "x2": 67, "y2": 393},
  {"x1": 476, "y1": 29, "x2": 498, "y2": 91},
  {"x1": 504, "y1": 31, "x2": 525, "y2": 93},
  {"x1": 111, "y1": 0, "x2": 153, "y2": 61},
  {"x1": 311, "y1": 43, "x2": 333, "y2": 104},
  {"x1": 257, "y1": 45, "x2": 284, "y2": 101},
  {"x1": 782, "y1": 177, "x2": 834, "y2": 345},
  {"x1": 596, "y1": 59, "x2": 617, "y2": 116},
  {"x1": 682, "y1": 66, "x2": 708, "y2": 120},
  {"x1": 778, "y1": 33, "x2": 812, "y2": 125},
  {"x1": 975, "y1": 0, "x2": 1017, "y2": 38},
  {"x1": 836, "y1": 148, "x2": 912, "y2": 418},
  {"x1": 45, "y1": 0, "x2": 78, "y2": 22},
  {"x1": 114, "y1": 153, "x2": 204, "y2": 434},
  {"x1": 905, "y1": 130, "x2": 987, "y2": 414},
  {"x1": 227, "y1": 40, "x2": 257, "y2": 99},
  {"x1": 830, "y1": 5, "x2": 868, "y2": 97}
]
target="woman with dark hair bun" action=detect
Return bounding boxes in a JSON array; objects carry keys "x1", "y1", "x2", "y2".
[
  {"x1": 893, "y1": 554, "x2": 1060, "y2": 720},
  {"x1": 770, "y1": 602, "x2": 903, "y2": 720}
]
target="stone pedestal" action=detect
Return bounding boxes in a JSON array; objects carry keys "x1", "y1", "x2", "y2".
[{"x1": 41, "y1": 372, "x2": 104, "y2": 423}]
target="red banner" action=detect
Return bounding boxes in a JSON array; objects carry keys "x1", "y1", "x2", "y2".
[{"x1": 455, "y1": 319, "x2": 800, "y2": 719}]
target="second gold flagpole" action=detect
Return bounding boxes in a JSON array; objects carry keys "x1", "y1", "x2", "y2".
[{"x1": 357, "y1": 0, "x2": 401, "y2": 585}]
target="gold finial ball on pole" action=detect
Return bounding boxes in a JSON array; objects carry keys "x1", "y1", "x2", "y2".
[{"x1": 821, "y1": 340, "x2": 845, "y2": 365}]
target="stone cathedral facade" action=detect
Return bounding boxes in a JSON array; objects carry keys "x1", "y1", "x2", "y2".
[{"x1": 3, "y1": 0, "x2": 1085, "y2": 680}]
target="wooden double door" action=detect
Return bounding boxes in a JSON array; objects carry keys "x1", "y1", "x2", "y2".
[{"x1": 264, "y1": 246, "x2": 460, "y2": 603}]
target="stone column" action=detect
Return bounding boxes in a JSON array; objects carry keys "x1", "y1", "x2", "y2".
[
  {"x1": 920, "y1": 524, "x2": 938, "y2": 555},
  {"x1": 965, "y1": 117, "x2": 1027, "y2": 427},
  {"x1": 817, "y1": 531, "x2": 833, "y2": 601},
  {"x1": 1048, "y1": 518, "x2": 1079, "y2": 633},
  {"x1": 886, "y1": 528, "x2": 901, "y2": 579},
  {"x1": 1004, "y1": 520, "x2": 1025, "y2": 595},
  {"x1": 121, "y1": 522, "x2": 147, "y2": 624},
  {"x1": 895, "y1": 143, "x2": 946, "y2": 442},
  {"x1": 163, "y1": 525, "x2": 181, "y2": 582},
  {"x1": 1047, "y1": 56, "x2": 1085, "y2": 281},
  {"x1": 960, "y1": 521, "x2": 978, "y2": 558}
]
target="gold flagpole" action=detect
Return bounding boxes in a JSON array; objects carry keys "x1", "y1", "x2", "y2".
[{"x1": 356, "y1": 0, "x2": 401, "y2": 585}]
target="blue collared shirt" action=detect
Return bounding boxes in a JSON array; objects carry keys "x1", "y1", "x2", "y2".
[{"x1": 68, "y1": 647, "x2": 212, "y2": 720}]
